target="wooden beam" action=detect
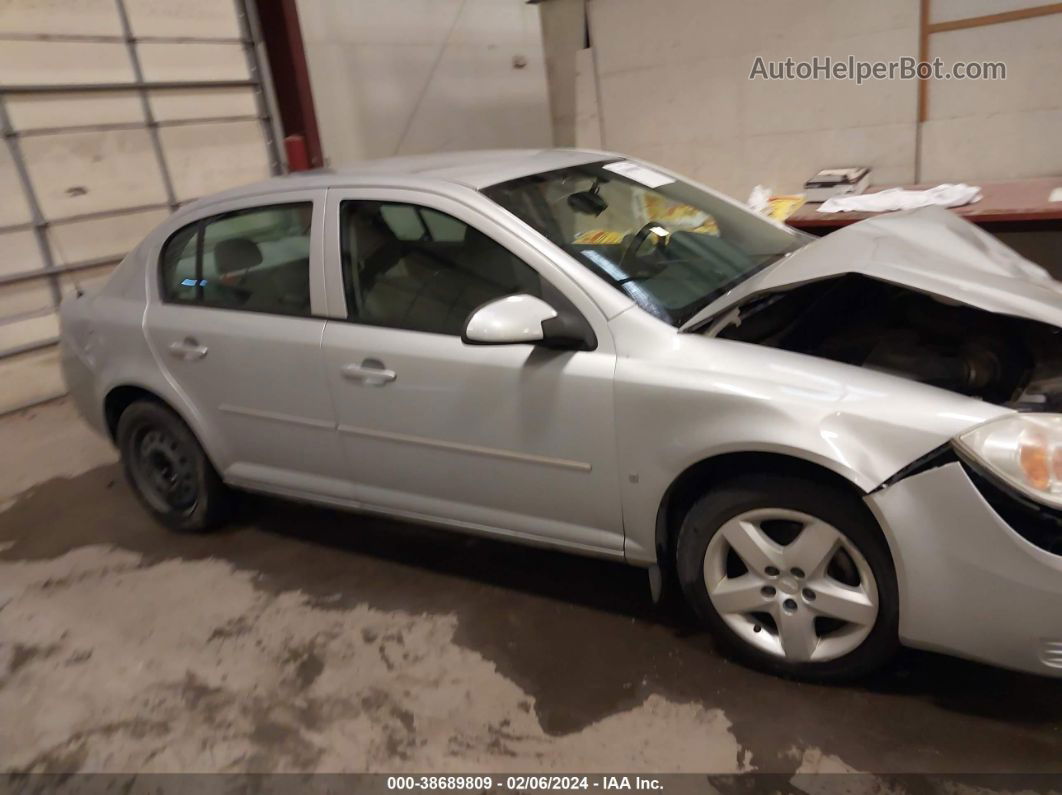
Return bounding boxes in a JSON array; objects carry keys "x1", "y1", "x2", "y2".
[
  {"x1": 917, "y1": 0, "x2": 931, "y2": 124},
  {"x1": 927, "y1": 2, "x2": 1062, "y2": 34}
]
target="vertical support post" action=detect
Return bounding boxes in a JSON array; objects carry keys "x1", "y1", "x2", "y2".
[
  {"x1": 915, "y1": 0, "x2": 931, "y2": 183},
  {"x1": 284, "y1": 134, "x2": 310, "y2": 171},
  {"x1": 237, "y1": 0, "x2": 285, "y2": 175},
  {"x1": 114, "y1": 0, "x2": 180, "y2": 211},
  {"x1": 0, "y1": 95, "x2": 63, "y2": 308},
  {"x1": 586, "y1": 0, "x2": 606, "y2": 150}
]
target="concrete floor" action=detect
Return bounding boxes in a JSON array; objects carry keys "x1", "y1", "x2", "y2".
[{"x1": 2, "y1": 400, "x2": 1062, "y2": 775}]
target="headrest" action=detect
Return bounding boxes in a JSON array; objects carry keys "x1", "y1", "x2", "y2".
[
  {"x1": 350, "y1": 209, "x2": 400, "y2": 261},
  {"x1": 214, "y1": 238, "x2": 262, "y2": 274}
]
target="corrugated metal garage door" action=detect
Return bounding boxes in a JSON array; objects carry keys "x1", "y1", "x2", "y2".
[{"x1": 0, "y1": 0, "x2": 281, "y2": 414}]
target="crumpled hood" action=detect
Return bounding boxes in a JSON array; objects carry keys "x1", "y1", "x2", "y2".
[{"x1": 682, "y1": 205, "x2": 1062, "y2": 331}]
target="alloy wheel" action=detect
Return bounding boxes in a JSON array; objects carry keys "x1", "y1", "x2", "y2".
[{"x1": 702, "y1": 507, "x2": 879, "y2": 663}]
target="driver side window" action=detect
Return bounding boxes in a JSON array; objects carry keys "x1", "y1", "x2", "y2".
[{"x1": 339, "y1": 200, "x2": 543, "y2": 336}]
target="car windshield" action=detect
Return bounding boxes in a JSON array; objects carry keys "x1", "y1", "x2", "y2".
[{"x1": 482, "y1": 160, "x2": 807, "y2": 326}]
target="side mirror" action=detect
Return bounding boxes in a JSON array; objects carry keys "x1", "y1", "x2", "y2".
[{"x1": 462, "y1": 294, "x2": 594, "y2": 351}]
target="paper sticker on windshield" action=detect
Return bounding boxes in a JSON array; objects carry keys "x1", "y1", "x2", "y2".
[{"x1": 603, "y1": 161, "x2": 675, "y2": 189}]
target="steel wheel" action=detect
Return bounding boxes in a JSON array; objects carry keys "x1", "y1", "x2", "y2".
[
  {"x1": 117, "y1": 400, "x2": 231, "y2": 532},
  {"x1": 129, "y1": 424, "x2": 198, "y2": 514},
  {"x1": 702, "y1": 507, "x2": 879, "y2": 663}
]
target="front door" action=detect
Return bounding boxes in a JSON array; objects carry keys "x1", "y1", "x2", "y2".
[
  {"x1": 145, "y1": 192, "x2": 347, "y2": 496},
  {"x1": 320, "y1": 188, "x2": 624, "y2": 555}
]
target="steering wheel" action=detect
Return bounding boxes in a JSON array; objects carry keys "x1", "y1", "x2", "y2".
[{"x1": 616, "y1": 221, "x2": 670, "y2": 283}]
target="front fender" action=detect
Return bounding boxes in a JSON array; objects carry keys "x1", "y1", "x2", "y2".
[{"x1": 611, "y1": 326, "x2": 1009, "y2": 564}]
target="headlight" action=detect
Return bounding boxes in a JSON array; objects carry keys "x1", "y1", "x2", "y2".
[{"x1": 955, "y1": 414, "x2": 1062, "y2": 509}]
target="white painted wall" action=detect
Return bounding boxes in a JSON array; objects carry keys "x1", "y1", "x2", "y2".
[
  {"x1": 919, "y1": 11, "x2": 1062, "y2": 183},
  {"x1": 296, "y1": 0, "x2": 552, "y2": 166},
  {"x1": 540, "y1": 0, "x2": 1062, "y2": 199}
]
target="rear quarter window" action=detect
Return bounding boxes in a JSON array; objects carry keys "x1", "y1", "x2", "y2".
[{"x1": 158, "y1": 202, "x2": 313, "y2": 317}]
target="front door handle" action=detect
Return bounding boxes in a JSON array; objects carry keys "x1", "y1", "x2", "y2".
[
  {"x1": 341, "y1": 358, "x2": 397, "y2": 386},
  {"x1": 168, "y1": 337, "x2": 209, "y2": 360}
]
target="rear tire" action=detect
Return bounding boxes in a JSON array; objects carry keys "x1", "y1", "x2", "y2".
[
  {"x1": 117, "y1": 401, "x2": 231, "y2": 532},
  {"x1": 676, "y1": 473, "x2": 898, "y2": 681}
]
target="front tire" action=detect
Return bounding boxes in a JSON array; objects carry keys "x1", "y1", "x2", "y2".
[
  {"x1": 676, "y1": 473, "x2": 898, "y2": 681},
  {"x1": 117, "y1": 401, "x2": 231, "y2": 532}
]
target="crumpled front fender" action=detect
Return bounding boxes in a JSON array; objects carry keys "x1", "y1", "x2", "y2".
[{"x1": 610, "y1": 313, "x2": 1010, "y2": 563}]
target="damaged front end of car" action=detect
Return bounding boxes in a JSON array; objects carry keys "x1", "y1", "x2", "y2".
[
  {"x1": 685, "y1": 204, "x2": 1062, "y2": 410},
  {"x1": 712, "y1": 272, "x2": 1062, "y2": 409},
  {"x1": 685, "y1": 205, "x2": 1062, "y2": 674}
]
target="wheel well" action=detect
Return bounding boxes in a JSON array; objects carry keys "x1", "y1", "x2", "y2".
[
  {"x1": 654, "y1": 452, "x2": 873, "y2": 568},
  {"x1": 103, "y1": 385, "x2": 165, "y2": 441}
]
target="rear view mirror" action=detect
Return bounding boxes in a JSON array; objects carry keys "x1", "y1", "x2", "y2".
[
  {"x1": 567, "y1": 189, "x2": 609, "y2": 216},
  {"x1": 462, "y1": 294, "x2": 594, "y2": 351}
]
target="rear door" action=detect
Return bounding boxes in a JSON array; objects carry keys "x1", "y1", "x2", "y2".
[
  {"x1": 144, "y1": 191, "x2": 347, "y2": 497},
  {"x1": 319, "y1": 187, "x2": 624, "y2": 556}
]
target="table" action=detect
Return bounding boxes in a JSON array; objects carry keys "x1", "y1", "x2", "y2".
[{"x1": 785, "y1": 177, "x2": 1062, "y2": 274}]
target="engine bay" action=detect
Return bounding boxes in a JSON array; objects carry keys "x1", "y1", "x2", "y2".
[{"x1": 711, "y1": 274, "x2": 1062, "y2": 409}]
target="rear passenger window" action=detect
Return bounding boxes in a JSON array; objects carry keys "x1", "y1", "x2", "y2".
[
  {"x1": 340, "y1": 200, "x2": 543, "y2": 336},
  {"x1": 160, "y1": 203, "x2": 313, "y2": 317}
]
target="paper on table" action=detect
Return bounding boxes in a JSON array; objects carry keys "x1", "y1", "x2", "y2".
[{"x1": 817, "y1": 183, "x2": 981, "y2": 213}]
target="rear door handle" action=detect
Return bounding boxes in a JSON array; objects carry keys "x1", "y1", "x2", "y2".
[
  {"x1": 168, "y1": 337, "x2": 209, "y2": 360},
  {"x1": 341, "y1": 358, "x2": 397, "y2": 386}
]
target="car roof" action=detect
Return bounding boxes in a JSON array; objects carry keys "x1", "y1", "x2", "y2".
[{"x1": 174, "y1": 148, "x2": 618, "y2": 219}]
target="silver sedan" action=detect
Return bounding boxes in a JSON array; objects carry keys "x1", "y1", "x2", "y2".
[{"x1": 59, "y1": 149, "x2": 1062, "y2": 680}]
